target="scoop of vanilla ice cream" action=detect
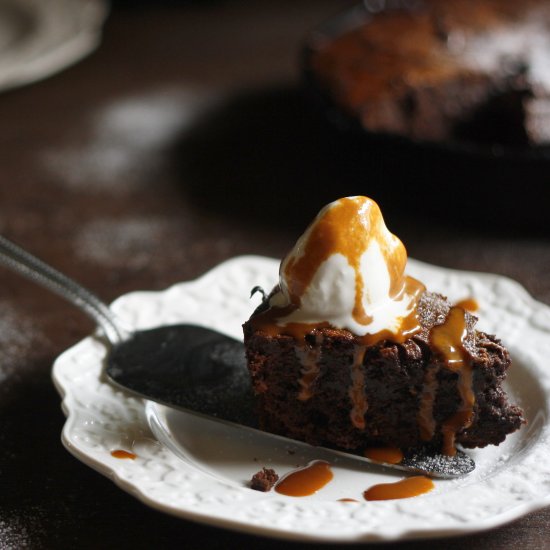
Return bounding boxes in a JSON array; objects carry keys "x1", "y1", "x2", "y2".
[{"x1": 269, "y1": 196, "x2": 419, "y2": 336}]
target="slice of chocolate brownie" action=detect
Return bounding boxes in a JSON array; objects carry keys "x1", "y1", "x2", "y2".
[
  {"x1": 243, "y1": 196, "x2": 524, "y2": 456},
  {"x1": 243, "y1": 291, "x2": 524, "y2": 455}
]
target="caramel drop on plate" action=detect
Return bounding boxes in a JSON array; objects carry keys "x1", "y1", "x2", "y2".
[
  {"x1": 275, "y1": 461, "x2": 333, "y2": 497},
  {"x1": 111, "y1": 449, "x2": 137, "y2": 460},
  {"x1": 364, "y1": 447, "x2": 404, "y2": 464},
  {"x1": 363, "y1": 476, "x2": 434, "y2": 501}
]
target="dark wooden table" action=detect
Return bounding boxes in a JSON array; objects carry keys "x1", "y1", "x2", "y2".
[{"x1": 1, "y1": 1, "x2": 549, "y2": 547}]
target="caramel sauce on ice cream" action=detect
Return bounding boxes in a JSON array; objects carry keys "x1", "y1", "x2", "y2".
[
  {"x1": 252, "y1": 196, "x2": 424, "y2": 343},
  {"x1": 281, "y1": 196, "x2": 407, "y2": 320}
]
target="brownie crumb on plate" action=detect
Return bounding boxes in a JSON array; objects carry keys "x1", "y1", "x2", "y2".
[{"x1": 250, "y1": 468, "x2": 279, "y2": 492}]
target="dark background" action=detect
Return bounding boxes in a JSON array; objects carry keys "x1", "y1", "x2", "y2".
[{"x1": 0, "y1": 1, "x2": 549, "y2": 548}]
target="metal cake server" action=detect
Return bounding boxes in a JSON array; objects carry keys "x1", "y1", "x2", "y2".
[{"x1": 0, "y1": 235, "x2": 475, "y2": 479}]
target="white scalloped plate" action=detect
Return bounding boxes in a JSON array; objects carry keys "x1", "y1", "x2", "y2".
[
  {"x1": 0, "y1": 0, "x2": 108, "y2": 93},
  {"x1": 52, "y1": 256, "x2": 550, "y2": 542}
]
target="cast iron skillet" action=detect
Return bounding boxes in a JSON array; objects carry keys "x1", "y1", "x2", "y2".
[{"x1": 302, "y1": 0, "x2": 550, "y2": 231}]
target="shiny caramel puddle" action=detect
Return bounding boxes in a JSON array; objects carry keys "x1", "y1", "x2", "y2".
[
  {"x1": 271, "y1": 458, "x2": 435, "y2": 502},
  {"x1": 364, "y1": 476, "x2": 435, "y2": 501},
  {"x1": 275, "y1": 461, "x2": 333, "y2": 497}
]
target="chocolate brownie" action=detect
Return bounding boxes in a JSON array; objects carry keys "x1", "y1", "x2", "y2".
[
  {"x1": 243, "y1": 290, "x2": 524, "y2": 455},
  {"x1": 250, "y1": 467, "x2": 279, "y2": 492}
]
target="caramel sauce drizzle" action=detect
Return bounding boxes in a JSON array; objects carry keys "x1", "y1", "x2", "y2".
[
  {"x1": 111, "y1": 449, "x2": 137, "y2": 460},
  {"x1": 349, "y1": 346, "x2": 368, "y2": 429},
  {"x1": 282, "y1": 197, "x2": 407, "y2": 325},
  {"x1": 250, "y1": 283, "x2": 423, "y2": 346},
  {"x1": 296, "y1": 333, "x2": 323, "y2": 401},
  {"x1": 363, "y1": 476, "x2": 435, "y2": 501},
  {"x1": 364, "y1": 446, "x2": 404, "y2": 465},
  {"x1": 275, "y1": 461, "x2": 333, "y2": 497},
  {"x1": 249, "y1": 281, "x2": 424, "y2": 430},
  {"x1": 417, "y1": 365, "x2": 440, "y2": 442},
  {"x1": 454, "y1": 297, "x2": 479, "y2": 312},
  {"x1": 429, "y1": 307, "x2": 475, "y2": 456}
]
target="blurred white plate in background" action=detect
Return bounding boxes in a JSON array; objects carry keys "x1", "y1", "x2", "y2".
[{"x1": 0, "y1": 0, "x2": 108, "y2": 92}]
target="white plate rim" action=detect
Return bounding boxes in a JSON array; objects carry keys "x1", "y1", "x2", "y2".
[{"x1": 52, "y1": 255, "x2": 550, "y2": 542}]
